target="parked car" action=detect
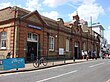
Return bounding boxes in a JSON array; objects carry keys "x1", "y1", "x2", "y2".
[{"x1": 101, "y1": 51, "x2": 110, "y2": 59}]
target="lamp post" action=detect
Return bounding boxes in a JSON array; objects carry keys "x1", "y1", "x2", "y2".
[{"x1": 90, "y1": 16, "x2": 93, "y2": 52}]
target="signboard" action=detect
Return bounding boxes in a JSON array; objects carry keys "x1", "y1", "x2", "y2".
[
  {"x1": 2, "y1": 58, "x2": 25, "y2": 70},
  {"x1": 59, "y1": 48, "x2": 64, "y2": 55},
  {"x1": 28, "y1": 24, "x2": 42, "y2": 30}
]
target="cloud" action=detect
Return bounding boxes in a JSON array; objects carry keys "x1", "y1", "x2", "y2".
[
  {"x1": 69, "y1": 0, "x2": 104, "y2": 23},
  {"x1": 43, "y1": 0, "x2": 68, "y2": 8},
  {"x1": 108, "y1": 7, "x2": 110, "y2": 12},
  {"x1": 43, "y1": 0, "x2": 85, "y2": 8},
  {"x1": 67, "y1": 3, "x2": 77, "y2": 9},
  {"x1": 25, "y1": 0, "x2": 42, "y2": 11},
  {"x1": 108, "y1": 26, "x2": 110, "y2": 29},
  {"x1": 41, "y1": 11, "x2": 59, "y2": 20},
  {"x1": 0, "y1": 2, "x2": 13, "y2": 9},
  {"x1": 0, "y1": 2, "x2": 22, "y2": 10}
]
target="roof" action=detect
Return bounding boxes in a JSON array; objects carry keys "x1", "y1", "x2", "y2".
[
  {"x1": 41, "y1": 15, "x2": 58, "y2": 27},
  {"x1": 0, "y1": 7, "x2": 14, "y2": 22},
  {"x1": 21, "y1": 10, "x2": 46, "y2": 25},
  {"x1": 0, "y1": 6, "x2": 98, "y2": 36},
  {"x1": 0, "y1": 6, "x2": 30, "y2": 22}
]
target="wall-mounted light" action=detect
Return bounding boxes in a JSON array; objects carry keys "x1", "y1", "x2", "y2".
[{"x1": 55, "y1": 34, "x2": 57, "y2": 38}]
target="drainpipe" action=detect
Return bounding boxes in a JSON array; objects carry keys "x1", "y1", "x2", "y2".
[{"x1": 13, "y1": 6, "x2": 17, "y2": 58}]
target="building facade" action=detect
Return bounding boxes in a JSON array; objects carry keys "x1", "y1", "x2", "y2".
[{"x1": 0, "y1": 6, "x2": 100, "y2": 61}]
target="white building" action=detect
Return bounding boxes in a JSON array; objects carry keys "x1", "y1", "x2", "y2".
[
  {"x1": 91, "y1": 25, "x2": 107, "y2": 47},
  {"x1": 91, "y1": 24, "x2": 108, "y2": 57}
]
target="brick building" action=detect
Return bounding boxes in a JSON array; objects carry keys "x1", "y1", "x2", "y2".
[{"x1": 0, "y1": 6, "x2": 100, "y2": 61}]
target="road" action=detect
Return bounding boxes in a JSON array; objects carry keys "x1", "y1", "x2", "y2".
[{"x1": 0, "y1": 59, "x2": 110, "y2": 82}]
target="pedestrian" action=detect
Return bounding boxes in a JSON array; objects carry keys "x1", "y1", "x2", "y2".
[
  {"x1": 94, "y1": 50, "x2": 97, "y2": 59},
  {"x1": 30, "y1": 47, "x2": 34, "y2": 61},
  {"x1": 88, "y1": 50, "x2": 91, "y2": 59},
  {"x1": 84, "y1": 51, "x2": 88, "y2": 60},
  {"x1": 82, "y1": 50, "x2": 85, "y2": 59},
  {"x1": 92, "y1": 50, "x2": 95, "y2": 59},
  {"x1": 6, "y1": 50, "x2": 12, "y2": 59}
]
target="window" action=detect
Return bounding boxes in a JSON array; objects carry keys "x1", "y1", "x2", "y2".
[
  {"x1": 28, "y1": 33, "x2": 31, "y2": 40},
  {"x1": 66, "y1": 39, "x2": 69, "y2": 51},
  {"x1": 33, "y1": 34, "x2": 37, "y2": 41},
  {"x1": 27, "y1": 33, "x2": 38, "y2": 42},
  {"x1": 0, "y1": 32, "x2": 6, "y2": 49},
  {"x1": 49, "y1": 36, "x2": 54, "y2": 51}
]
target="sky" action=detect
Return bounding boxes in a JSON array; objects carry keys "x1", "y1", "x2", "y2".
[{"x1": 0, "y1": 0, "x2": 110, "y2": 43}]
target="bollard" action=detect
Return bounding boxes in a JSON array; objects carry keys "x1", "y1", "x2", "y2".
[
  {"x1": 52, "y1": 56, "x2": 54, "y2": 65},
  {"x1": 64, "y1": 55, "x2": 66, "y2": 64},
  {"x1": 73, "y1": 57, "x2": 75, "y2": 63},
  {"x1": 16, "y1": 68, "x2": 18, "y2": 70}
]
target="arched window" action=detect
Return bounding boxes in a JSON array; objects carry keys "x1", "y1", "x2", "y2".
[{"x1": 0, "y1": 32, "x2": 6, "y2": 49}]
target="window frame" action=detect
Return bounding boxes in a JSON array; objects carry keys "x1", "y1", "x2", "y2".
[
  {"x1": 0, "y1": 32, "x2": 7, "y2": 49},
  {"x1": 49, "y1": 36, "x2": 54, "y2": 51},
  {"x1": 27, "y1": 33, "x2": 38, "y2": 42},
  {"x1": 66, "y1": 39, "x2": 69, "y2": 52}
]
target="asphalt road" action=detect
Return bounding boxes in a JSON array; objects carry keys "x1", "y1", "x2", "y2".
[{"x1": 0, "y1": 59, "x2": 110, "y2": 82}]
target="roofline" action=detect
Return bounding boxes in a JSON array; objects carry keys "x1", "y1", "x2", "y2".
[
  {"x1": 13, "y1": 6, "x2": 30, "y2": 13},
  {"x1": 21, "y1": 10, "x2": 47, "y2": 25},
  {"x1": 0, "y1": 6, "x2": 11, "y2": 11}
]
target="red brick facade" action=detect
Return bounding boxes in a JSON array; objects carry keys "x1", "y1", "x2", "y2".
[{"x1": 0, "y1": 6, "x2": 100, "y2": 60}]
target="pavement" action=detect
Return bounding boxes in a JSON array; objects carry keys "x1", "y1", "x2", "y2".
[{"x1": 0, "y1": 59, "x2": 91, "y2": 74}]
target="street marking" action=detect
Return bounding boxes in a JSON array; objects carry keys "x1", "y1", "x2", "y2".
[
  {"x1": 35, "y1": 60, "x2": 97, "y2": 72},
  {"x1": 36, "y1": 70, "x2": 78, "y2": 82},
  {"x1": 0, "y1": 60, "x2": 96, "y2": 76},
  {"x1": 89, "y1": 62, "x2": 104, "y2": 68},
  {"x1": 0, "y1": 72, "x2": 20, "y2": 76}
]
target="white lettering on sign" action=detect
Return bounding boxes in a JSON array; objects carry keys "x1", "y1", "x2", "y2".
[
  {"x1": 11, "y1": 59, "x2": 24, "y2": 64},
  {"x1": 28, "y1": 24, "x2": 42, "y2": 30}
]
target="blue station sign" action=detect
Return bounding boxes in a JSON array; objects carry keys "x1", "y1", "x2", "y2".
[
  {"x1": 28, "y1": 24, "x2": 43, "y2": 30},
  {"x1": 2, "y1": 58, "x2": 25, "y2": 70}
]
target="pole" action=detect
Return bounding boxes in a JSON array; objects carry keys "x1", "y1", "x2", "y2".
[{"x1": 90, "y1": 16, "x2": 93, "y2": 51}]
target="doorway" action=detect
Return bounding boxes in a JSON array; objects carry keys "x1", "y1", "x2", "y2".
[
  {"x1": 74, "y1": 47, "x2": 80, "y2": 59},
  {"x1": 26, "y1": 42, "x2": 38, "y2": 61},
  {"x1": 74, "y1": 42, "x2": 81, "y2": 59}
]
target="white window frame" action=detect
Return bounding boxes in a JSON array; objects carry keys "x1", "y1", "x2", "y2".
[
  {"x1": 66, "y1": 39, "x2": 69, "y2": 52},
  {"x1": 27, "y1": 33, "x2": 38, "y2": 42},
  {"x1": 49, "y1": 36, "x2": 54, "y2": 51},
  {"x1": 28, "y1": 32, "x2": 31, "y2": 40},
  {"x1": 0, "y1": 32, "x2": 7, "y2": 49}
]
